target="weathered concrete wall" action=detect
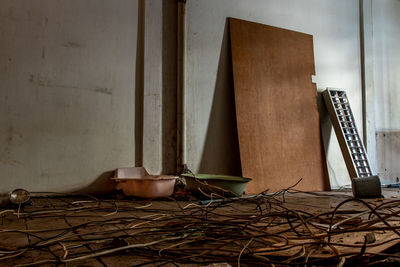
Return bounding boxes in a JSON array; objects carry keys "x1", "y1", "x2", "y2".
[
  {"x1": 184, "y1": 0, "x2": 362, "y2": 188},
  {"x1": 3, "y1": 0, "x2": 394, "y2": 193},
  {"x1": 370, "y1": 0, "x2": 400, "y2": 183},
  {"x1": 0, "y1": 0, "x2": 138, "y2": 193},
  {"x1": 142, "y1": 0, "x2": 177, "y2": 175},
  {"x1": 376, "y1": 131, "x2": 400, "y2": 183}
]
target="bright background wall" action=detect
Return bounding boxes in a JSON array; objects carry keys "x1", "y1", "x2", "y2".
[
  {"x1": 369, "y1": 0, "x2": 400, "y2": 184},
  {"x1": 184, "y1": 0, "x2": 362, "y2": 188}
]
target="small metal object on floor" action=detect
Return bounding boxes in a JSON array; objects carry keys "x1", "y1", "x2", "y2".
[{"x1": 9, "y1": 189, "x2": 30, "y2": 205}]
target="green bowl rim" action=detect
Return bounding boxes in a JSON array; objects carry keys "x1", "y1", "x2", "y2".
[{"x1": 181, "y1": 173, "x2": 251, "y2": 182}]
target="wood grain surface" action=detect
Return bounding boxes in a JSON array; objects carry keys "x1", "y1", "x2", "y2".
[{"x1": 229, "y1": 18, "x2": 329, "y2": 193}]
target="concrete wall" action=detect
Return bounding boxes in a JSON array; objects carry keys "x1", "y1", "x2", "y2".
[
  {"x1": 3, "y1": 0, "x2": 396, "y2": 193},
  {"x1": 184, "y1": 0, "x2": 363, "y2": 188},
  {"x1": 142, "y1": 0, "x2": 177, "y2": 175},
  {"x1": 370, "y1": 0, "x2": 400, "y2": 183},
  {"x1": 0, "y1": 0, "x2": 138, "y2": 193}
]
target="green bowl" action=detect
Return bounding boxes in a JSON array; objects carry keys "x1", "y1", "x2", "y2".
[{"x1": 182, "y1": 174, "x2": 252, "y2": 197}]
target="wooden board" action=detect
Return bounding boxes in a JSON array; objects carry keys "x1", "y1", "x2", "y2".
[{"x1": 229, "y1": 18, "x2": 329, "y2": 193}]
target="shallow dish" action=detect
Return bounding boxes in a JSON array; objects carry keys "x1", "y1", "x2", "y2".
[
  {"x1": 182, "y1": 173, "x2": 251, "y2": 197},
  {"x1": 112, "y1": 167, "x2": 177, "y2": 198}
]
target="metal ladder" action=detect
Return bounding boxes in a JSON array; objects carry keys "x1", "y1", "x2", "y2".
[{"x1": 322, "y1": 89, "x2": 372, "y2": 179}]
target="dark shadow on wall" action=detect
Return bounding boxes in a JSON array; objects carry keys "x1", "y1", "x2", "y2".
[
  {"x1": 318, "y1": 91, "x2": 332, "y2": 153},
  {"x1": 74, "y1": 171, "x2": 116, "y2": 195},
  {"x1": 162, "y1": 0, "x2": 178, "y2": 174},
  {"x1": 318, "y1": 90, "x2": 334, "y2": 184},
  {"x1": 199, "y1": 19, "x2": 242, "y2": 175},
  {"x1": 135, "y1": 0, "x2": 145, "y2": 167}
]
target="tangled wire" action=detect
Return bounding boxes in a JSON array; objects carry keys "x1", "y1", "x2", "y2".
[{"x1": 1, "y1": 188, "x2": 400, "y2": 266}]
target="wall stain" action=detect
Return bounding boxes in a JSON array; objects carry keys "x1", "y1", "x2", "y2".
[
  {"x1": 376, "y1": 131, "x2": 400, "y2": 183},
  {"x1": 37, "y1": 75, "x2": 51, "y2": 87},
  {"x1": 29, "y1": 74, "x2": 112, "y2": 96},
  {"x1": 0, "y1": 156, "x2": 20, "y2": 166},
  {"x1": 7, "y1": 126, "x2": 13, "y2": 143},
  {"x1": 94, "y1": 88, "x2": 113, "y2": 95},
  {"x1": 64, "y1": 42, "x2": 82, "y2": 48},
  {"x1": 0, "y1": 127, "x2": 21, "y2": 166},
  {"x1": 41, "y1": 47, "x2": 45, "y2": 59}
]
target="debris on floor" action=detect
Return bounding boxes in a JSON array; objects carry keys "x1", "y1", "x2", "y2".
[{"x1": 1, "y1": 189, "x2": 400, "y2": 266}]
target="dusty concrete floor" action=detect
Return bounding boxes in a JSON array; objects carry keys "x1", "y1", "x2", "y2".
[{"x1": 1, "y1": 189, "x2": 400, "y2": 266}]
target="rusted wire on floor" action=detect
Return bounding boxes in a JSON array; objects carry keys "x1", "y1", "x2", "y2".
[{"x1": 0, "y1": 187, "x2": 399, "y2": 266}]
